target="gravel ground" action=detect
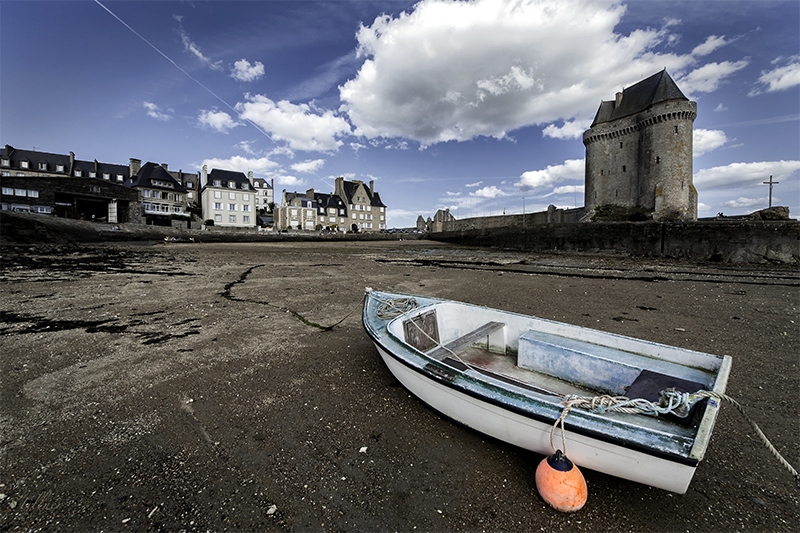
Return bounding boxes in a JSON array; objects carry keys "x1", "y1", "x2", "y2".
[{"x1": 1, "y1": 240, "x2": 798, "y2": 532}]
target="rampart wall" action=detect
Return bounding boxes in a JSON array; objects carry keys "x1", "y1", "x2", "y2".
[{"x1": 431, "y1": 220, "x2": 800, "y2": 264}]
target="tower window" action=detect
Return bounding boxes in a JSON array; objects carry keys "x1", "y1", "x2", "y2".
[
  {"x1": 674, "y1": 126, "x2": 679, "y2": 135},
  {"x1": 620, "y1": 142, "x2": 623, "y2": 148},
  {"x1": 622, "y1": 165, "x2": 626, "y2": 173},
  {"x1": 656, "y1": 156, "x2": 660, "y2": 164}
]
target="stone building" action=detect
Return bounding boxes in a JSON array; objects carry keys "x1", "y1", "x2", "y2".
[
  {"x1": 125, "y1": 161, "x2": 189, "y2": 225},
  {"x1": 275, "y1": 177, "x2": 386, "y2": 232},
  {"x1": 583, "y1": 70, "x2": 697, "y2": 221},
  {"x1": 199, "y1": 166, "x2": 256, "y2": 228},
  {"x1": 1, "y1": 145, "x2": 140, "y2": 222}
]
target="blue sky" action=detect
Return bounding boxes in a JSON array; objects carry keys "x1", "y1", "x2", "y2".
[{"x1": 2, "y1": 0, "x2": 798, "y2": 226}]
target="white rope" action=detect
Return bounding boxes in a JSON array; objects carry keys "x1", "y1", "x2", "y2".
[{"x1": 549, "y1": 389, "x2": 799, "y2": 484}]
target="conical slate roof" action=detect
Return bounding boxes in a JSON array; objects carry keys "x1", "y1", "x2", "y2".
[{"x1": 591, "y1": 70, "x2": 688, "y2": 126}]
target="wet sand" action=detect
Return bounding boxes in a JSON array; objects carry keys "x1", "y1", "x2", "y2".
[{"x1": 1, "y1": 241, "x2": 798, "y2": 531}]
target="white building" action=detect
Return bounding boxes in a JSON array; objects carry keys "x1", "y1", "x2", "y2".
[{"x1": 200, "y1": 166, "x2": 256, "y2": 228}]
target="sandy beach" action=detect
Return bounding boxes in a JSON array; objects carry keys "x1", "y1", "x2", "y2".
[{"x1": 1, "y1": 240, "x2": 798, "y2": 531}]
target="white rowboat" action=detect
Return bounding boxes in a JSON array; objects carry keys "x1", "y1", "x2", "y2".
[{"x1": 362, "y1": 290, "x2": 732, "y2": 494}]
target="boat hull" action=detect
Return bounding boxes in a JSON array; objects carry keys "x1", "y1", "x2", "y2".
[{"x1": 373, "y1": 341, "x2": 697, "y2": 493}]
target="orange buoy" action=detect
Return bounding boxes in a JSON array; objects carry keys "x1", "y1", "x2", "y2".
[{"x1": 535, "y1": 449, "x2": 588, "y2": 512}]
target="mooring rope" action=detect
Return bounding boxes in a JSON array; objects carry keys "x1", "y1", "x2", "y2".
[{"x1": 550, "y1": 389, "x2": 799, "y2": 483}]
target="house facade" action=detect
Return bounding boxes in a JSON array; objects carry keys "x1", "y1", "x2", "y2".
[
  {"x1": 125, "y1": 161, "x2": 189, "y2": 225},
  {"x1": 200, "y1": 166, "x2": 256, "y2": 228},
  {"x1": 275, "y1": 177, "x2": 386, "y2": 232},
  {"x1": 1, "y1": 145, "x2": 140, "y2": 222},
  {"x1": 253, "y1": 177, "x2": 274, "y2": 214},
  {"x1": 583, "y1": 70, "x2": 698, "y2": 221}
]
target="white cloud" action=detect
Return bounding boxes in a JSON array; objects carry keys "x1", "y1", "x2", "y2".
[
  {"x1": 691, "y1": 35, "x2": 729, "y2": 57},
  {"x1": 178, "y1": 26, "x2": 223, "y2": 71},
  {"x1": 542, "y1": 119, "x2": 593, "y2": 140},
  {"x1": 291, "y1": 159, "x2": 325, "y2": 173},
  {"x1": 236, "y1": 94, "x2": 351, "y2": 152},
  {"x1": 749, "y1": 58, "x2": 800, "y2": 96},
  {"x1": 470, "y1": 186, "x2": 508, "y2": 198},
  {"x1": 339, "y1": 0, "x2": 729, "y2": 146},
  {"x1": 198, "y1": 110, "x2": 240, "y2": 133},
  {"x1": 551, "y1": 185, "x2": 584, "y2": 195},
  {"x1": 693, "y1": 128, "x2": 728, "y2": 157},
  {"x1": 677, "y1": 60, "x2": 749, "y2": 95},
  {"x1": 466, "y1": 181, "x2": 483, "y2": 188},
  {"x1": 231, "y1": 59, "x2": 265, "y2": 82},
  {"x1": 143, "y1": 102, "x2": 171, "y2": 121},
  {"x1": 713, "y1": 103, "x2": 727, "y2": 112},
  {"x1": 200, "y1": 155, "x2": 279, "y2": 176},
  {"x1": 720, "y1": 197, "x2": 769, "y2": 209},
  {"x1": 694, "y1": 160, "x2": 800, "y2": 190},
  {"x1": 516, "y1": 159, "x2": 584, "y2": 191},
  {"x1": 236, "y1": 141, "x2": 258, "y2": 155},
  {"x1": 272, "y1": 174, "x2": 303, "y2": 187}
]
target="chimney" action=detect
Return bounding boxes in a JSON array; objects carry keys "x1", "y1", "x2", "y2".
[
  {"x1": 306, "y1": 188, "x2": 315, "y2": 198},
  {"x1": 369, "y1": 180, "x2": 374, "y2": 195},
  {"x1": 202, "y1": 165, "x2": 208, "y2": 187},
  {"x1": 615, "y1": 92, "x2": 623, "y2": 107},
  {"x1": 69, "y1": 151, "x2": 75, "y2": 175},
  {"x1": 160, "y1": 163, "x2": 168, "y2": 170},
  {"x1": 130, "y1": 158, "x2": 141, "y2": 177}
]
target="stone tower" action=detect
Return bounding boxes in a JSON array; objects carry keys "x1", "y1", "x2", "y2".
[{"x1": 583, "y1": 70, "x2": 697, "y2": 220}]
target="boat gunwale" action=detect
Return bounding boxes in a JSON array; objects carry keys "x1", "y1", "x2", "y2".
[{"x1": 361, "y1": 291, "x2": 731, "y2": 467}]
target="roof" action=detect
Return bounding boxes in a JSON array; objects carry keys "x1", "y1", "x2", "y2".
[
  {"x1": 127, "y1": 162, "x2": 188, "y2": 192},
  {"x1": 1, "y1": 145, "x2": 129, "y2": 179},
  {"x1": 340, "y1": 180, "x2": 386, "y2": 208},
  {"x1": 206, "y1": 168, "x2": 251, "y2": 189},
  {"x1": 591, "y1": 70, "x2": 688, "y2": 126}
]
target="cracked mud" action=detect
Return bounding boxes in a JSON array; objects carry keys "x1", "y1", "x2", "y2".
[{"x1": 1, "y1": 241, "x2": 798, "y2": 532}]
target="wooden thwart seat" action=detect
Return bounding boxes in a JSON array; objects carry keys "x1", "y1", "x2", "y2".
[{"x1": 428, "y1": 321, "x2": 505, "y2": 360}]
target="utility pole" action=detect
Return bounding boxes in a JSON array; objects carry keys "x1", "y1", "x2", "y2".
[{"x1": 763, "y1": 175, "x2": 779, "y2": 208}]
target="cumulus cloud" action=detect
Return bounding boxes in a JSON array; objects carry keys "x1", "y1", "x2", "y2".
[
  {"x1": 143, "y1": 102, "x2": 171, "y2": 121},
  {"x1": 339, "y1": 0, "x2": 742, "y2": 146},
  {"x1": 516, "y1": 159, "x2": 584, "y2": 191},
  {"x1": 694, "y1": 160, "x2": 800, "y2": 190},
  {"x1": 198, "y1": 110, "x2": 241, "y2": 133},
  {"x1": 231, "y1": 59, "x2": 265, "y2": 82},
  {"x1": 677, "y1": 60, "x2": 749, "y2": 95},
  {"x1": 693, "y1": 128, "x2": 728, "y2": 157},
  {"x1": 291, "y1": 159, "x2": 325, "y2": 173},
  {"x1": 749, "y1": 57, "x2": 800, "y2": 96},
  {"x1": 200, "y1": 155, "x2": 279, "y2": 176},
  {"x1": 470, "y1": 185, "x2": 509, "y2": 198},
  {"x1": 720, "y1": 197, "x2": 769, "y2": 209},
  {"x1": 236, "y1": 94, "x2": 351, "y2": 152},
  {"x1": 551, "y1": 185, "x2": 584, "y2": 195},
  {"x1": 543, "y1": 119, "x2": 593, "y2": 140}
]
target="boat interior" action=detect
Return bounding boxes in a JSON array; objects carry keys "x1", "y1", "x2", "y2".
[{"x1": 390, "y1": 301, "x2": 725, "y2": 427}]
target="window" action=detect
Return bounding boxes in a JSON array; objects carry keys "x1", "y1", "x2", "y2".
[
  {"x1": 2, "y1": 187, "x2": 13, "y2": 195},
  {"x1": 622, "y1": 165, "x2": 626, "y2": 173},
  {"x1": 214, "y1": 202, "x2": 222, "y2": 210},
  {"x1": 229, "y1": 215, "x2": 236, "y2": 223},
  {"x1": 214, "y1": 180, "x2": 222, "y2": 187},
  {"x1": 15, "y1": 188, "x2": 26, "y2": 196},
  {"x1": 243, "y1": 205, "x2": 250, "y2": 212},
  {"x1": 103, "y1": 173, "x2": 110, "y2": 180},
  {"x1": 186, "y1": 182, "x2": 194, "y2": 188},
  {"x1": 28, "y1": 190, "x2": 39, "y2": 198},
  {"x1": 229, "y1": 204, "x2": 236, "y2": 211},
  {"x1": 1, "y1": 159, "x2": 9, "y2": 167},
  {"x1": 20, "y1": 161, "x2": 29, "y2": 169},
  {"x1": 620, "y1": 142, "x2": 623, "y2": 148},
  {"x1": 241, "y1": 183, "x2": 249, "y2": 190},
  {"x1": 56, "y1": 164, "x2": 65, "y2": 172},
  {"x1": 243, "y1": 216, "x2": 250, "y2": 224},
  {"x1": 656, "y1": 156, "x2": 660, "y2": 164},
  {"x1": 243, "y1": 193, "x2": 249, "y2": 201},
  {"x1": 143, "y1": 190, "x2": 151, "y2": 198},
  {"x1": 143, "y1": 202, "x2": 151, "y2": 210},
  {"x1": 39, "y1": 162, "x2": 47, "y2": 170},
  {"x1": 74, "y1": 170, "x2": 82, "y2": 177},
  {"x1": 1, "y1": 172, "x2": 8, "y2": 177},
  {"x1": 89, "y1": 171, "x2": 96, "y2": 178},
  {"x1": 215, "y1": 214, "x2": 222, "y2": 222},
  {"x1": 228, "y1": 181, "x2": 235, "y2": 188},
  {"x1": 90, "y1": 185, "x2": 101, "y2": 193},
  {"x1": 229, "y1": 192, "x2": 236, "y2": 200},
  {"x1": 214, "y1": 191, "x2": 222, "y2": 199},
  {"x1": 674, "y1": 126, "x2": 679, "y2": 135},
  {"x1": 116, "y1": 175, "x2": 124, "y2": 182}
]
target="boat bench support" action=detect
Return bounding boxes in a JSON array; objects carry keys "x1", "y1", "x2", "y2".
[{"x1": 428, "y1": 321, "x2": 506, "y2": 361}]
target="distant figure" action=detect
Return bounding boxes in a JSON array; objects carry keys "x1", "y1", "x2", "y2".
[{"x1": 91, "y1": 214, "x2": 95, "y2": 222}]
